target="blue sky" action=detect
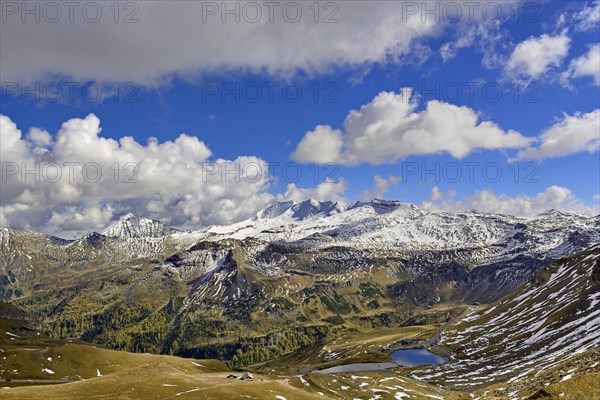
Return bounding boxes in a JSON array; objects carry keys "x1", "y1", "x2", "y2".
[{"x1": 0, "y1": 1, "x2": 599, "y2": 236}]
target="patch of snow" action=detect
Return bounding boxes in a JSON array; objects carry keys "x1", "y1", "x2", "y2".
[
  {"x1": 298, "y1": 375, "x2": 310, "y2": 386},
  {"x1": 175, "y1": 388, "x2": 200, "y2": 396}
]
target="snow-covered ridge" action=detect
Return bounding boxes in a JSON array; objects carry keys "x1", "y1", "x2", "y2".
[
  {"x1": 255, "y1": 199, "x2": 347, "y2": 220},
  {"x1": 199, "y1": 199, "x2": 599, "y2": 254},
  {"x1": 3, "y1": 199, "x2": 597, "y2": 280},
  {"x1": 416, "y1": 248, "x2": 600, "y2": 394},
  {"x1": 91, "y1": 199, "x2": 597, "y2": 246},
  {"x1": 52, "y1": 198, "x2": 595, "y2": 266}
]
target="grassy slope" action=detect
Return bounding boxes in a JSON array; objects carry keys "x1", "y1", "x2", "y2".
[
  {"x1": 2, "y1": 305, "x2": 598, "y2": 399},
  {"x1": 532, "y1": 371, "x2": 600, "y2": 399},
  {"x1": 1, "y1": 324, "x2": 325, "y2": 400},
  {"x1": 1, "y1": 365, "x2": 327, "y2": 400},
  {"x1": 1, "y1": 341, "x2": 227, "y2": 381},
  {"x1": 251, "y1": 325, "x2": 438, "y2": 375}
]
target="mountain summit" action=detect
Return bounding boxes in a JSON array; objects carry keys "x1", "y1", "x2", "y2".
[
  {"x1": 101, "y1": 213, "x2": 176, "y2": 238},
  {"x1": 255, "y1": 199, "x2": 347, "y2": 221}
]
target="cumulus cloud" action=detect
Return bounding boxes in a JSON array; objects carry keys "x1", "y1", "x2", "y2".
[
  {"x1": 291, "y1": 125, "x2": 344, "y2": 164},
  {"x1": 561, "y1": 43, "x2": 600, "y2": 87},
  {"x1": 27, "y1": 128, "x2": 52, "y2": 147},
  {"x1": 291, "y1": 88, "x2": 532, "y2": 165},
  {"x1": 360, "y1": 175, "x2": 401, "y2": 200},
  {"x1": 47, "y1": 205, "x2": 116, "y2": 232},
  {"x1": 513, "y1": 109, "x2": 600, "y2": 161},
  {"x1": 428, "y1": 186, "x2": 456, "y2": 201},
  {"x1": 505, "y1": 33, "x2": 571, "y2": 80},
  {"x1": 279, "y1": 178, "x2": 348, "y2": 203},
  {"x1": 422, "y1": 186, "x2": 598, "y2": 217},
  {"x1": 0, "y1": 114, "x2": 276, "y2": 237}
]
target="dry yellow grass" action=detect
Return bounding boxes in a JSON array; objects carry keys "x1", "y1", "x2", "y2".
[{"x1": 1, "y1": 363, "x2": 326, "y2": 399}]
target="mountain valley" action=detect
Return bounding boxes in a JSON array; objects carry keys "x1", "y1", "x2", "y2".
[{"x1": 1, "y1": 199, "x2": 599, "y2": 399}]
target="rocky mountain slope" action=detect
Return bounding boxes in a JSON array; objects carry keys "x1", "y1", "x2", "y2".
[
  {"x1": 414, "y1": 245, "x2": 600, "y2": 398},
  {"x1": 101, "y1": 213, "x2": 178, "y2": 238},
  {"x1": 0, "y1": 199, "x2": 598, "y2": 368}
]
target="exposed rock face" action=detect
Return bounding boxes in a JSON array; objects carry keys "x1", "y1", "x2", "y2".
[
  {"x1": 417, "y1": 246, "x2": 600, "y2": 394},
  {"x1": 0, "y1": 302, "x2": 42, "y2": 333},
  {"x1": 0, "y1": 200, "x2": 598, "y2": 366}
]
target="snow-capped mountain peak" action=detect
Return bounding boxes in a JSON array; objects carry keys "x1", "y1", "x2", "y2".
[
  {"x1": 255, "y1": 199, "x2": 346, "y2": 221},
  {"x1": 101, "y1": 213, "x2": 175, "y2": 238},
  {"x1": 200, "y1": 198, "x2": 600, "y2": 255},
  {"x1": 290, "y1": 199, "x2": 346, "y2": 220},
  {"x1": 255, "y1": 201, "x2": 295, "y2": 219},
  {"x1": 352, "y1": 198, "x2": 426, "y2": 216}
]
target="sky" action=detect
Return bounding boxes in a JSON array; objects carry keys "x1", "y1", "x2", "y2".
[{"x1": 0, "y1": 0, "x2": 599, "y2": 237}]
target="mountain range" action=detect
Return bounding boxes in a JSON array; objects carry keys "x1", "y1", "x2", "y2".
[
  {"x1": 3, "y1": 199, "x2": 598, "y2": 302},
  {"x1": 0, "y1": 198, "x2": 599, "y2": 397}
]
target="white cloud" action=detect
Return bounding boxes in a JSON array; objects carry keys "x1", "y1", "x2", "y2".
[
  {"x1": 513, "y1": 109, "x2": 600, "y2": 161},
  {"x1": 439, "y1": 20, "x2": 507, "y2": 67},
  {"x1": 27, "y1": 128, "x2": 52, "y2": 147},
  {"x1": 428, "y1": 186, "x2": 445, "y2": 201},
  {"x1": 0, "y1": 1, "x2": 447, "y2": 86},
  {"x1": 505, "y1": 33, "x2": 571, "y2": 80},
  {"x1": 422, "y1": 186, "x2": 598, "y2": 217},
  {"x1": 0, "y1": 114, "x2": 276, "y2": 237},
  {"x1": 1, "y1": 1, "x2": 527, "y2": 86},
  {"x1": 48, "y1": 205, "x2": 115, "y2": 232},
  {"x1": 562, "y1": 43, "x2": 600, "y2": 87},
  {"x1": 574, "y1": 0, "x2": 600, "y2": 31},
  {"x1": 439, "y1": 42, "x2": 458, "y2": 63},
  {"x1": 428, "y1": 186, "x2": 456, "y2": 201},
  {"x1": 292, "y1": 88, "x2": 532, "y2": 165},
  {"x1": 360, "y1": 175, "x2": 400, "y2": 200},
  {"x1": 291, "y1": 125, "x2": 344, "y2": 164},
  {"x1": 279, "y1": 178, "x2": 348, "y2": 203}
]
